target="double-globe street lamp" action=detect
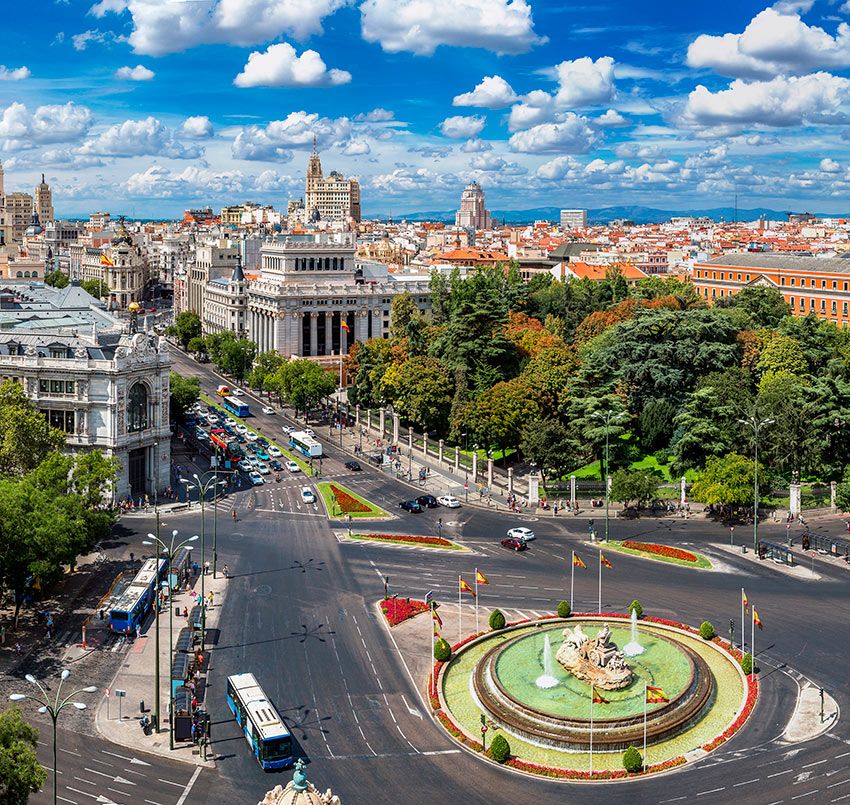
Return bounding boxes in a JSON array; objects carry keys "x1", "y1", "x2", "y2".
[
  {"x1": 143, "y1": 529, "x2": 198, "y2": 751},
  {"x1": 179, "y1": 471, "x2": 227, "y2": 653},
  {"x1": 10, "y1": 670, "x2": 96, "y2": 805},
  {"x1": 738, "y1": 413, "x2": 774, "y2": 552},
  {"x1": 591, "y1": 410, "x2": 625, "y2": 543}
]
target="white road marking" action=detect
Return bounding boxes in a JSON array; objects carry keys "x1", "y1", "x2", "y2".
[
  {"x1": 734, "y1": 779, "x2": 759, "y2": 786},
  {"x1": 827, "y1": 779, "x2": 850, "y2": 789},
  {"x1": 803, "y1": 759, "x2": 829, "y2": 768},
  {"x1": 769, "y1": 769, "x2": 794, "y2": 778},
  {"x1": 175, "y1": 767, "x2": 202, "y2": 805},
  {"x1": 791, "y1": 792, "x2": 819, "y2": 800},
  {"x1": 697, "y1": 787, "x2": 725, "y2": 796}
]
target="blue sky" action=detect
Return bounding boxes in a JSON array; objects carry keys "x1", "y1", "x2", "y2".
[{"x1": 4, "y1": 0, "x2": 850, "y2": 217}]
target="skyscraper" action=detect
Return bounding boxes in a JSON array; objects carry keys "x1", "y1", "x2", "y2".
[
  {"x1": 35, "y1": 174, "x2": 54, "y2": 225},
  {"x1": 304, "y1": 137, "x2": 361, "y2": 223},
  {"x1": 455, "y1": 181, "x2": 491, "y2": 230}
]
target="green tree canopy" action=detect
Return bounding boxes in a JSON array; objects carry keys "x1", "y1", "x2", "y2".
[
  {"x1": 610, "y1": 469, "x2": 659, "y2": 507},
  {"x1": 519, "y1": 418, "x2": 581, "y2": 485},
  {"x1": 716, "y1": 286, "x2": 791, "y2": 327},
  {"x1": 379, "y1": 356, "x2": 453, "y2": 435},
  {"x1": 168, "y1": 311, "x2": 202, "y2": 349},
  {"x1": 271, "y1": 359, "x2": 336, "y2": 418},
  {"x1": 690, "y1": 453, "x2": 763, "y2": 506},
  {"x1": 169, "y1": 373, "x2": 200, "y2": 422},
  {"x1": 0, "y1": 707, "x2": 46, "y2": 804},
  {"x1": 0, "y1": 380, "x2": 66, "y2": 476},
  {"x1": 80, "y1": 278, "x2": 109, "y2": 299},
  {"x1": 246, "y1": 350, "x2": 286, "y2": 392},
  {"x1": 456, "y1": 378, "x2": 539, "y2": 456},
  {"x1": 44, "y1": 269, "x2": 69, "y2": 289}
]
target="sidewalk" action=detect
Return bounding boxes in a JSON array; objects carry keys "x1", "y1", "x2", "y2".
[{"x1": 92, "y1": 567, "x2": 230, "y2": 767}]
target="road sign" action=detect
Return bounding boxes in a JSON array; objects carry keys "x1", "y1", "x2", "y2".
[
  {"x1": 105, "y1": 687, "x2": 110, "y2": 697},
  {"x1": 425, "y1": 591, "x2": 433, "y2": 605},
  {"x1": 115, "y1": 689, "x2": 126, "y2": 698}
]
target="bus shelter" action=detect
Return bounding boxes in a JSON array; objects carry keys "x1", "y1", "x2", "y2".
[{"x1": 757, "y1": 540, "x2": 794, "y2": 566}]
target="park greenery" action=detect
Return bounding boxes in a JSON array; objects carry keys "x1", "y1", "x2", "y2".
[
  {"x1": 43, "y1": 269, "x2": 69, "y2": 289},
  {"x1": 169, "y1": 372, "x2": 201, "y2": 422},
  {"x1": 0, "y1": 381, "x2": 118, "y2": 628},
  {"x1": 0, "y1": 708, "x2": 45, "y2": 804},
  {"x1": 336, "y1": 266, "x2": 850, "y2": 506},
  {"x1": 488, "y1": 608, "x2": 506, "y2": 630}
]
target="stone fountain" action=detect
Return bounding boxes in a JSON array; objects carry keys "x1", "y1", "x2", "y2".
[
  {"x1": 535, "y1": 632, "x2": 559, "y2": 689},
  {"x1": 555, "y1": 623, "x2": 633, "y2": 690},
  {"x1": 623, "y1": 609, "x2": 645, "y2": 657}
]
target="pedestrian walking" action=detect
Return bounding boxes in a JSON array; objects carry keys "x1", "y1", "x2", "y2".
[
  {"x1": 207, "y1": 592, "x2": 213, "y2": 608},
  {"x1": 223, "y1": 564, "x2": 229, "y2": 578},
  {"x1": 204, "y1": 560, "x2": 210, "y2": 575},
  {"x1": 14, "y1": 641, "x2": 21, "y2": 655}
]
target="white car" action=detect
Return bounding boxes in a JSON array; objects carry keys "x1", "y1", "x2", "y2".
[
  {"x1": 437, "y1": 495, "x2": 461, "y2": 509},
  {"x1": 248, "y1": 471, "x2": 264, "y2": 486},
  {"x1": 507, "y1": 526, "x2": 536, "y2": 542},
  {"x1": 233, "y1": 388, "x2": 244, "y2": 396},
  {"x1": 247, "y1": 455, "x2": 259, "y2": 466},
  {"x1": 245, "y1": 431, "x2": 258, "y2": 442},
  {"x1": 285, "y1": 460, "x2": 300, "y2": 473},
  {"x1": 268, "y1": 446, "x2": 282, "y2": 457},
  {"x1": 257, "y1": 463, "x2": 271, "y2": 475},
  {"x1": 235, "y1": 424, "x2": 248, "y2": 434},
  {"x1": 301, "y1": 487, "x2": 316, "y2": 504},
  {"x1": 281, "y1": 425, "x2": 293, "y2": 434},
  {"x1": 304, "y1": 428, "x2": 315, "y2": 437},
  {"x1": 237, "y1": 459, "x2": 252, "y2": 472},
  {"x1": 262, "y1": 406, "x2": 276, "y2": 415}
]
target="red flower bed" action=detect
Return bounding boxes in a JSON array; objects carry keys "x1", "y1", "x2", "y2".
[
  {"x1": 330, "y1": 483, "x2": 371, "y2": 513},
  {"x1": 623, "y1": 540, "x2": 698, "y2": 563},
  {"x1": 379, "y1": 597, "x2": 427, "y2": 626},
  {"x1": 361, "y1": 533, "x2": 454, "y2": 547}
]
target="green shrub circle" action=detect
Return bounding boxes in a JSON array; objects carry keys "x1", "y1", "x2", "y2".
[
  {"x1": 434, "y1": 637, "x2": 452, "y2": 662},
  {"x1": 489, "y1": 608, "x2": 506, "y2": 630},
  {"x1": 628, "y1": 599, "x2": 643, "y2": 618},
  {"x1": 699, "y1": 621, "x2": 716, "y2": 640},
  {"x1": 489, "y1": 733, "x2": 510, "y2": 763},
  {"x1": 556, "y1": 600, "x2": 571, "y2": 618},
  {"x1": 623, "y1": 745, "x2": 643, "y2": 773}
]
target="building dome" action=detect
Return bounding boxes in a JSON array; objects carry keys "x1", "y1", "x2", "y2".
[
  {"x1": 258, "y1": 760, "x2": 341, "y2": 805},
  {"x1": 25, "y1": 211, "x2": 43, "y2": 237},
  {"x1": 112, "y1": 218, "x2": 133, "y2": 246}
]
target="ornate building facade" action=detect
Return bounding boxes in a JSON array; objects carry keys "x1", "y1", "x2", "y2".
[
  {"x1": 304, "y1": 140, "x2": 361, "y2": 223},
  {"x1": 455, "y1": 181, "x2": 491, "y2": 230}
]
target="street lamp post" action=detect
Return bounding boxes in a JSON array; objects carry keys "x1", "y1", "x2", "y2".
[
  {"x1": 10, "y1": 670, "x2": 96, "y2": 805},
  {"x1": 143, "y1": 530, "x2": 198, "y2": 751},
  {"x1": 738, "y1": 414, "x2": 774, "y2": 552},
  {"x1": 591, "y1": 410, "x2": 625, "y2": 543}
]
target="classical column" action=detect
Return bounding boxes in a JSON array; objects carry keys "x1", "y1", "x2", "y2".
[
  {"x1": 341, "y1": 314, "x2": 349, "y2": 354},
  {"x1": 438, "y1": 439, "x2": 444, "y2": 463},
  {"x1": 379, "y1": 407, "x2": 385, "y2": 438},
  {"x1": 454, "y1": 446, "x2": 460, "y2": 472},
  {"x1": 487, "y1": 457, "x2": 494, "y2": 489},
  {"x1": 325, "y1": 312, "x2": 333, "y2": 356},
  {"x1": 355, "y1": 404, "x2": 360, "y2": 426},
  {"x1": 407, "y1": 427, "x2": 413, "y2": 453},
  {"x1": 355, "y1": 309, "x2": 368, "y2": 343},
  {"x1": 528, "y1": 472, "x2": 540, "y2": 505},
  {"x1": 831, "y1": 480, "x2": 837, "y2": 511},
  {"x1": 309, "y1": 313, "x2": 318, "y2": 357},
  {"x1": 570, "y1": 474, "x2": 577, "y2": 509},
  {"x1": 507, "y1": 467, "x2": 514, "y2": 494},
  {"x1": 422, "y1": 432, "x2": 428, "y2": 455},
  {"x1": 472, "y1": 450, "x2": 478, "y2": 484},
  {"x1": 393, "y1": 413, "x2": 400, "y2": 444}
]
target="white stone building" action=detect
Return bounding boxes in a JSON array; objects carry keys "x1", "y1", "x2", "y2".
[
  {"x1": 305, "y1": 141, "x2": 361, "y2": 224},
  {"x1": 455, "y1": 181, "x2": 491, "y2": 231}
]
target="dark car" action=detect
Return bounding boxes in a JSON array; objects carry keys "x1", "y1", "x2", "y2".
[
  {"x1": 344, "y1": 460, "x2": 362, "y2": 471},
  {"x1": 257, "y1": 438, "x2": 269, "y2": 447},
  {"x1": 400, "y1": 499, "x2": 423, "y2": 513},
  {"x1": 235, "y1": 434, "x2": 246, "y2": 443},
  {"x1": 417, "y1": 494, "x2": 438, "y2": 508},
  {"x1": 500, "y1": 537, "x2": 528, "y2": 552},
  {"x1": 269, "y1": 459, "x2": 283, "y2": 471}
]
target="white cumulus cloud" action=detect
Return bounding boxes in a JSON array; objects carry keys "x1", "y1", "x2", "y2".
[
  {"x1": 234, "y1": 43, "x2": 350, "y2": 88},
  {"x1": 232, "y1": 111, "x2": 351, "y2": 161},
  {"x1": 508, "y1": 113, "x2": 598, "y2": 154},
  {"x1": 439, "y1": 115, "x2": 485, "y2": 138},
  {"x1": 820, "y1": 157, "x2": 841, "y2": 172},
  {"x1": 79, "y1": 116, "x2": 202, "y2": 158},
  {"x1": 354, "y1": 108, "x2": 394, "y2": 123},
  {"x1": 0, "y1": 65, "x2": 30, "y2": 81},
  {"x1": 343, "y1": 140, "x2": 371, "y2": 155},
  {"x1": 553, "y1": 56, "x2": 616, "y2": 108},
  {"x1": 360, "y1": 0, "x2": 545, "y2": 55},
  {"x1": 181, "y1": 116, "x2": 213, "y2": 139},
  {"x1": 115, "y1": 64, "x2": 154, "y2": 81},
  {"x1": 0, "y1": 102, "x2": 92, "y2": 147},
  {"x1": 453, "y1": 75, "x2": 518, "y2": 109},
  {"x1": 596, "y1": 109, "x2": 629, "y2": 127},
  {"x1": 460, "y1": 138, "x2": 492, "y2": 153}
]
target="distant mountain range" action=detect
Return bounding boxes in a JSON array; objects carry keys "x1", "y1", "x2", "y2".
[{"x1": 368, "y1": 205, "x2": 849, "y2": 225}]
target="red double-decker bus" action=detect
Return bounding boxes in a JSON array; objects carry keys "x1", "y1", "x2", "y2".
[{"x1": 210, "y1": 428, "x2": 244, "y2": 464}]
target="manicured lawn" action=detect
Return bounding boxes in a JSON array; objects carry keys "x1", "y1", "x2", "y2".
[
  {"x1": 602, "y1": 540, "x2": 713, "y2": 569},
  {"x1": 348, "y1": 532, "x2": 468, "y2": 551},
  {"x1": 317, "y1": 481, "x2": 390, "y2": 519}
]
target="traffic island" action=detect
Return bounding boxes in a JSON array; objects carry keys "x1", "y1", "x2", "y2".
[
  {"x1": 335, "y1": 530, "x2": 469, "y2": 552},
  {"x1": 317, "y1": 481, "x2": 390, "y2": 520},
  {"x1": 599, "y1": 540, "x2": 713, "y2": 570}
]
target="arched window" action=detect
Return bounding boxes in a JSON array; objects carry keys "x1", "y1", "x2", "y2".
[
  {"x1": 15, "y1": 271, "x2": 22, "y2": 278},
  {"x1": 127, "y1": 382, "x2": 149, "y2": 432}
]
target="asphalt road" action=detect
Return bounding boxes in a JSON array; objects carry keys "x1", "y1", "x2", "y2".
[{"x1": 96, "y1": 350, "x2": 850, "y2": 804}]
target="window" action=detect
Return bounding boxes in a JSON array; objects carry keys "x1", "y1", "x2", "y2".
[
  {"x1": 44, "y1": 409, "x2": 75, "y2": 433},
  {"x1": 39, "y1": 379, "x2": 74, "y2": 395},
  {"x1": 49, "y1": 347, "x2": 66, "y2": 359},
  {"x1": 833, "y1": 281, "x2": 838, "y2": 290},
  {"x1": 822, "y1": 280, "x2": 827, "y2": 289},
  {"x1": 844, "y1": 302, "x2": 848, "y2": 316},
  {"x1": 832, "y1": 301, "x2": 837, "y2": 313},
  {"x1": 791, "y1": 278, "x2": 796, "y2": 286},
  {"x1": 127, "y1": 382, "x2": 149, "y2": 433}
]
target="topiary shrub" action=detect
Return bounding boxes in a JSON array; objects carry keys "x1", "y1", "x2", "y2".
[
  {"x1": 434, "y1": 637, "x2": 452, "y2": 662},
  {"x1": 699, "y1": 621, "x2": 716, "y2": 640},
  {"x1": 628, "y1": 599, "x2": 643, "y2": 618},
  {"x1": 489, "y1": 733, "x2": 510, "y2": 763},
  {"x1": 556, "y1": 600, "x2": 571, "y2": 618},
  {"x1": 741, "y1": 652, "x2": 753, "y2": 675},
  {"x1": 489, "y1": 608, "x2": 506, "y2": 630},
  {"x1": 623, "y1": 745, "x2": 643, "y2": 773}
]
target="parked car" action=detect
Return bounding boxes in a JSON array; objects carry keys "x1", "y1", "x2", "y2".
[
  {"x1": 281, "y1": 425, "x2": 294, "y2": 434},
  {"x1": 301, "y1": 487, "x2": 316, "y2": 504},
  {"x1": 269, "y1": 459, "x2": 283, "y2": 471},
  {"x1": 257, "y1": 437, "x2": 269, "y2": 446},
  {"x1": 247, "y1": 455, "x2": 260, "y2": 466},
  {"x1": 257, "y1": 463, "x2": 271, "y2": 475},
  {"x1": 437, "y1": 495, "x2": 461, "y2": 508},
  {"x1": 245, "y1": 432, "x2": 258, "y2": 442},
  {"x1": 237, "y1": 459, "x2": 252, "y2": 472},
  {"x1": 248, "y1": 471, "x2": 264, "y2": 486},
  {"x1": 304, "y1": 429, "x2": 315, "y2": 437},
  {"x1": 400, "y1": 499, "x2": 423, "y2": 513},
  {"x1": 235, "y1": 435, "x2": 246, "y2": 444},
  {"x1": 501, "y1": 537, "x2": 528, "y2": 552},
  {"x1": 261, "y1": 406, "x2": 276, "y2": 415},
  {"x1": 417, "y1": 494, "x2": 438, "y2": 508},
  {"x1": 507, "y1": 526, "x2": 536, "y2": 542},
  {"x1": 235, "y1": 424, "x2": 248, "y2": 434},
  {"x1": 344, "y1": 460, "x2": 362, "y2": 471},
  {"x1": 232, "y1": 388, "x2": 244, "y2": 396},
  {"x1": 268, "y1": 446, "x2": 282, "y2": 457},
  {"x1": 285, "y1": 461, "x2": 300, "y2": 473},
  {"x1": 255, "y1": 449, "x2": 270, "y2": 461}
]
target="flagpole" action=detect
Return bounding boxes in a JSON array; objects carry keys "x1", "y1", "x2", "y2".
[
  {"x1": 643, "y1": 680, "x2": 648, "y2": 772},
  {"x1": 475, "y1": 568, "x2": 479, "y2": 634},
  {"x1": 751, "y1": 606, "x2": 755, "y2": 684},
  {"x1": 429, "y1": 603, "x2": 433, "y2": 695},
  {"x1": 741, "y1": 587, "x2": 745, "y2": 654},
  {"x1": 458, "y1": 575, "x2": 462, "y2": 645},
  {"x1": 589, "y1": 689, "x2": 594, "y2": 775},
  {"x1": 598, "y1": 549, "x2": 602, "y2": 613},
  {"x1": 570, "y1": 551, "x2": 575, "y2": 612}
]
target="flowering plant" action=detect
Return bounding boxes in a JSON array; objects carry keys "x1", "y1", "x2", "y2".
[
  {"x1": 329, "y1": 483, "x2": 371, "y2": 513},
  {"x1": 623, "y1": 540, "x2": 698, "y2": 562},
  {"x1": 359, "y1": 533, "x2": 454, "y2": 547},
  {"x1": 379, "y1": 597, "x2": 427, "y2": 626}
]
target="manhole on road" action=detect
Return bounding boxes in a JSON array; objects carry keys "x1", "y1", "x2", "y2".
[{"x1": 254, "y1": 584, "x2": 272, "y2": 596}]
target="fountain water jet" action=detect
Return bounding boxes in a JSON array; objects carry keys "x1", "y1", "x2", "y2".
[
  {"x1": 535, "y1": 633, "x2": 559, "y2": 689},
  {"x1": 623, "y1": 609, "x2": 645, "y2": 657}
]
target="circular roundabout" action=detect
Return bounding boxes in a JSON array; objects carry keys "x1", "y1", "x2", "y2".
[{"x1": 434, "y1": 615, "x2": 757, "y2": 780}]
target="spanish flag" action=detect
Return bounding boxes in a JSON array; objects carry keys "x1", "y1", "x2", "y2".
[
  {"x1": 475, "y1": 569, "x2": 489, "y2": 585},
  {"x1": 753, "y1": 608, "x2": 763, "y2": 630},
  {"x1": 646, "y1": 685, "x2": 669, "y2": 703},
  {"x1": 459, "y1": 577, "x2": 475, "y2": 596},
  {"x1": 600, "y1": 553, "x2": 613, "y2": 569},
  {"x1": 742, "y1": 589, "x2": 749, "y2": 611},
  {"x1": 592, "y1": 687, "x2": 609, "y2": 704},
  {"x1": 433, "y1": 622, "x2": 440, "y2": 638},
  {"x1": 573, "y1": 552, "x2": 586, "y2": 569},
  {"x1": 100, "y1": 254, "x2": 114, "y2": 266},
  {"x1": 341, "y1": 320, "x2": 351, "y2": 333},
  {"x1": 432, "y1": 607, "x2": 443, "y2": 629}
]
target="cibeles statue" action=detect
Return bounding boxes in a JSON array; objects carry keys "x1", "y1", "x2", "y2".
[{"x1": 556, "y1": 623, "x2": 634, "y2": 690}]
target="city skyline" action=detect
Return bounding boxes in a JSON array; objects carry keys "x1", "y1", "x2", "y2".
[{"x1": 5, "y1": 1, "x2": 850, "y2": 216}]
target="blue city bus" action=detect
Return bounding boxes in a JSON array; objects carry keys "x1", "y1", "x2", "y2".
[
  {"x1": 109, "y1": 557, "x2": 167, "y2": 634},
  {"x1": 226, "y1": 673, "x2": 293, "y2": 770},
  {"x1": 289, "y1": 431, "x2": 323, "y2": 458},
  {"x1": 222, "y1": 396, "x2": 250, "y2": 417}
]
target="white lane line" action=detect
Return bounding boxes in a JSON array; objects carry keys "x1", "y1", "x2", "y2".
[
  {"x1": 72, "y1": 776, "x2": 97, "y2": 786},
  {"x1": 696, "y1": 787, "x2": 725, "y2": 796},
  {"x1": 421, "y1": 749, "x2": 461, "y2": 755},
  {"x1": 175, "y1": 767, "x2": 202, "y2": 805},
  {"x1": 837, "y1": 753, "x2": 850, "y2": 759},
  {"x1": 60, "y1": 747, "x2": 83, "y2": 757},
  {"x1": 769, "y1": 770, "x2": 794, "y2": 778},
  {"x1": 157, "y1": 778, "x2": 186, "y2": 788},
  {"x1": 832, "y1": 794, "x2": 850, "y2": 802},
  {"x1": 734, "y1": 779, "x2": 759, "y2": 787},
  {"x1": 659, "y1": 798, "x2": 687, "y2": 803},
  {"x1": 144, "y1": 800, "x2": 166, "y2": 805},
  {"x1": 828, "y1": 779, "x2": 850, "y2": 789},
  {"x1": 803, "y1": 759, "x2": 828, "y2": 768},
  {"x1": 58, "y1": 797, "x2": 78, "y2": 804},
  {"x1": 101, "y1": 751, "x2": 150, "y2": 767},
  {"x1": 791, "y1": 792, "x2": 819, "y2": 800}
]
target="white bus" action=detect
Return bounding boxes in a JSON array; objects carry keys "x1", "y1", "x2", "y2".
[
  {"x1": 225, "y1": 673, "x2": 293, "y2": 769},
  {"x1": 289, "y1": 430, "x2": 323, "y2": 458}
]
